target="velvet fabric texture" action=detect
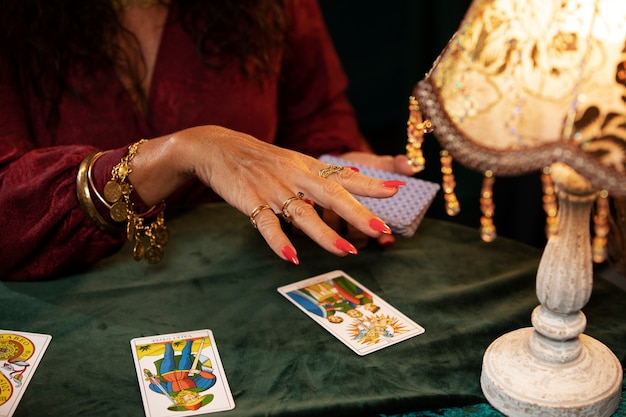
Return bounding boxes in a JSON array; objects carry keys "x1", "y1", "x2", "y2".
[
  {"x1": 2, "y1": 204, "x2": 624, "y2": 416},
  {"x1": 0, "y1": 0, "x2": 368, "y2": 281}
]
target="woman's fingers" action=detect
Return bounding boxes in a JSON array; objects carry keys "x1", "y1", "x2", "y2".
[
  {"x1": 304, "y1": 170, "x2": 397, "y2": 237},
  {"x1": 314, "y1": 162, "x2": 403, "y2": 199},
  {"x1": 377, "y1": 232, "x2": 396, "y2": 247},
  {"x1": 248, "y1": 202, "x2": 300, "y2": 265},
  {"x1": 249, "y1": 197, "x2": 359, "y2": 264},
  {"x1": 318, "y1": 152, "x2": 413, "y2": 248},
  {"x1": 322, "y1": 207, "x2": 343, "y2": 235},
  {"x1": 338, "y1": 151, "x2": 417, "y2": 176},
  {"x1": 238, "y1": 158, "x2": 398, "y2": 247},
  {"x1": 283, "y1": 198, "x2": 359, "y2": 256},
  {"x1": 173, "y1": 126, "x2": 404, "y2": 260},
  {"x1": 129, "y1": 126, "x2": 405, "y2": 265}
]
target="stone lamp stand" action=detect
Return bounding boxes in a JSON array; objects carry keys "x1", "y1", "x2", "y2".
[{"x1": 480, "y1": 162, "x2": 623, "y2": 417}]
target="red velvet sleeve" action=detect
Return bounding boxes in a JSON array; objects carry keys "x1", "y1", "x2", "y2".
[
  {"x1": 0, "y1": 1, "x2": 366, "y2": 281},
  {"x1": 276, "y1": 0, "x2": 372, "y2": 156},
  {"x1": 0, "y1": 64, "x2": 127, "y2": 281}
]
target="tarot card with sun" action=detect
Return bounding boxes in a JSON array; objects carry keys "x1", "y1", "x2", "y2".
[{"x1": 278, "y1": 270, "x2": 425, "y2": 355}]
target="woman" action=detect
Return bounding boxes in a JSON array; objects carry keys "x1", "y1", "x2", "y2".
[{"x1": 0, "y1": 0, "x2": 416, "y2": 281}]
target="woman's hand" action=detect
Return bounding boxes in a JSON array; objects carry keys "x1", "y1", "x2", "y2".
[
  {"x1": 127, "y1": 126, "x2": 405, "y2": 264},
  {"x1": 340, "y1": 151, "x2": 418, "y2": 177},
  {"x1": 323, "y1": 151, "x2": 419, "y2": 248}
]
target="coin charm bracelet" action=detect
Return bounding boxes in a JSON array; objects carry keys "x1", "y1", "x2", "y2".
[{"x1": 103, "y1": 140, "x2": 169, "y2": 263}]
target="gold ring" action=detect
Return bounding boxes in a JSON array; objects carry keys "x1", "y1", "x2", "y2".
[
  {"x1": 249, "y1": 204, "x2": 273, "y2": 228},
  {"x1": 280, "y1": 192, "x2": 304, "y2": 223},
  {"x1": 318, "y1": 164, "x2": 344, "y2": 178}
]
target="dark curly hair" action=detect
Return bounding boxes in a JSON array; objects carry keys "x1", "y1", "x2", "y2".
[{"x1": 0, "y1": 0, "x2": 286, "y2": 131}]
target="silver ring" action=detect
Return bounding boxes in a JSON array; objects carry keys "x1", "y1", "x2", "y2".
[
  {"x1": 280, "y1": 192, "x2": 304, "y2": 223},
  {"x1": 249, "y1": 204, "x2": 273, "y2": 228},
  {"x1": 318, "y1": 164, "x2": 344, "y2": 178}
]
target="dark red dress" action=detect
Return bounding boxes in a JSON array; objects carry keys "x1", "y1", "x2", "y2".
[{"x1": 0, "y1": 0, "x2": 367, "y2": 280}]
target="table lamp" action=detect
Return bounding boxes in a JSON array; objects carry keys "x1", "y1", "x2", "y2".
[{"x1": 408, "y1": 0, "x2": 625, "y2": 415}]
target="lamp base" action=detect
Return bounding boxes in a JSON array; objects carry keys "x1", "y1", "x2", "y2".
[{"x1": 481, "y1": 327, "x2": 622, "y2": 417}]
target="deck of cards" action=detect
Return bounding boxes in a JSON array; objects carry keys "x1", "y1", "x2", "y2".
[{"x1": 319, "y1": 154, "x2": 440, "y2": 237}]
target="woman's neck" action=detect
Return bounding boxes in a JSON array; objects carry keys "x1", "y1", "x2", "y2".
[
  {"x1": 115, "y1": 3, "x2": 169, "y2": 117},
  {"x1": 112, "y1": 0, "x2": 162, "y2": 12}
]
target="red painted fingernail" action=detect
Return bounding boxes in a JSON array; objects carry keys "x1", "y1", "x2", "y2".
[
  {"x1": 383, "y1": 180, "x2": 407, "y2": 188},
  {"x1": 334, "y1": 238, "x2": 358, "y2": 255},
  {"x1": 379, "y1": 238, "x2": 394, "y2": 248},
  {"x1": 369, "y1": 218, "x2": 392, "y2": 234},
  {"x1": 304, "y1": 199, "x2": 314, "y2": 205},
  {"x1": 282, "y1": 246, "x2": 299, "y2": 265},
  {"x1": 347, "y1": 166, "x2": 360, "y2": 172}
]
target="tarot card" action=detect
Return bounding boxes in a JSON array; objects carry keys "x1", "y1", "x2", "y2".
[
  {"x1": 0, "y1": 330, "x2": 52, "y2": 417},
  {"x1": 278, "y1": 270, "x2": 425, "y2": 355},
  {"x1": 130, "y1": 330, "x2": 235, "y2": 417},
  {"x1": 319, "y1": 154, "x2": 440, "y2": 237}
]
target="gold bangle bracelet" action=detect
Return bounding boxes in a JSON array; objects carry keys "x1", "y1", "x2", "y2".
[
  {"x1": 87, "y1": 149, "x2": 161, "y2": 217},
  {"x1": 76, "y1": 152, "x2": 124, "y2": 234},
  {"x1": 87, "y1": 150, "x2": 114, "y2": 209}
]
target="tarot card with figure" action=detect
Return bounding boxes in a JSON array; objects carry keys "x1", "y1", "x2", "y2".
[
  {"x1": 0, "y1": 330, "x2": 52, "y2": 417},
  {"x1": 278, "y1": 270, "x2": 425, "y2": 355},
  {"x1": 130, "y1": 329, "x2": 235, "y2": 417}
]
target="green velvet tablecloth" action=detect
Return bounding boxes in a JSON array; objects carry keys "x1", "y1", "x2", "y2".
[{"x1": 2, "y1": 203, "x2": 625, "y2": 417}]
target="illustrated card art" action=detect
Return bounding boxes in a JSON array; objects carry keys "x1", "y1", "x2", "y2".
[
  {"x1": 278, "y1": 270, "x2": 425, "y2": 355},
  {"x1": 0, "y1": 330, "x2": 52, "y2": 417},
  {"x1": 130, "y1": 329, "x2": 235, "y2": 417}
]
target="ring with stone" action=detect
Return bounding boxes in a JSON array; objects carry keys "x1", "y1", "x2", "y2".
[{"x1": 280, "y1": 192, "x2": 304, "y2": 223}]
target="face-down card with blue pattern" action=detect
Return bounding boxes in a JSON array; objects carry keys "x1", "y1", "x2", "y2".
[{"x1": 318, "y1": 154, "x2": 440, "y2": 237}]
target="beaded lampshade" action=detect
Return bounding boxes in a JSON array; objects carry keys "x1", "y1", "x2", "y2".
[{"x1": 407, "y1": 0, "x2": 625, "y2": 415}]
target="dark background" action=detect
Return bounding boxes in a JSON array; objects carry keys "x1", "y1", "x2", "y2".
[{"x1": 319, "y1": 0, "x2": 547, "y2": 249}]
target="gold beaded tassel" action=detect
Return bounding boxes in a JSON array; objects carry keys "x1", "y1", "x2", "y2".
[
  {"x1": 439, "y1": 150, "x2": 460, "y2": 216},
  {"x1": 592, "y1": 190, "x2": 610, "y2": 264},
  {"x1": 104, "y1": 140, "x2": 169, "y2": 264},
  {"x1": 479, "y1": 170, "x2": 496, "y2": 242},
  {"x1": 541, "y1": 166, "x2": 559, "y2": 239},
  {"x1": 406, "y1": 96, "x2": 433, "y2": 173}
]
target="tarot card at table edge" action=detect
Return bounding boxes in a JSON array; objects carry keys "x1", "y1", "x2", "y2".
[
  {"x1": 0, "y1": 330, "x2": 52, "y2": 417},
  {"x1": 278, "y1": 270, "x2": 425, "y2": 356},
  {"x1": 130, "y1": 329, "x2": 235, "y2": 417}
]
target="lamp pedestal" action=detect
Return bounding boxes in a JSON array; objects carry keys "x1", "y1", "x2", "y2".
[{"x1": 480, "y1": 163, "x2": 623, "y2": 417}]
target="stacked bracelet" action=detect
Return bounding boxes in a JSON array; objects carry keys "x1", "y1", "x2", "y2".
[
  {"x1": 76, "y1": 140, "x2": 168, "y2": 264},
  {"x1": 103, "y1": 140, "x2": 169, "y2": 264},
  {"x1": 76, "y1": 152, "x2": 124, "y2": 234}
]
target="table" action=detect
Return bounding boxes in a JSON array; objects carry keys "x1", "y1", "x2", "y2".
[{"x1": 2, "y1": 203, "x2": 625, "y2": 417}]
